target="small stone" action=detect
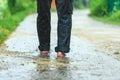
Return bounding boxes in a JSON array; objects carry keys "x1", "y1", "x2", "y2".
[
  {"x1": 21, "y1": 64, "x2": 24, "y2": 66},
  {"x1": 114, "y1": 52, "x2": 120, "y2": 54},
  {"x1": 2, "y1": 60, "x2": 5, "y2": 62},
  {"x1": 33, "y1": 61, "x2": 36, "y2": 64}
]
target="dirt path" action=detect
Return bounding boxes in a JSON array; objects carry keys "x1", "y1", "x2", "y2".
[{"x1": 0, "y1": 10, "x2": 120, "y2": 80}]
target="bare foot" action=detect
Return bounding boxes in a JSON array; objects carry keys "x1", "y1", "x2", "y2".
[
  {"x1": 40, "y1": 51, "x2": 49, "y2": 57},
  {"x1": 57, "y1": 52, "x2": 65, "y2": 58}
]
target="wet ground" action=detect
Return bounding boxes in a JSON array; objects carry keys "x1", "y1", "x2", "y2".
[{"x1": 0, "y1": 10, "x2": 120, "y2": 80}]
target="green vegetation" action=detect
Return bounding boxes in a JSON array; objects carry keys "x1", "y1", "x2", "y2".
[
  {"x1": 90, "y1": 0, "x2": 108, "y2": 16},
  {"x1": 74, "y1": 0, "x2": 89, "y2": 9},
  {"x1": 74, "y1": 0, "x2": 84, "y2": 9},
  {"x1": 0, "y1": 0, "x2": 7, "y2": 18},
  {"x1": 92, "y1": 15, "x2": 120, "y2": 26},
  {"x1": 0, "y1": 0, "x2": 36, "y2": 44},
  {"x1": 90, "y1": 0, "x2": 120, "y2": 26}
]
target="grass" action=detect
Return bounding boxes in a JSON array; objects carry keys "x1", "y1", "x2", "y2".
[
  {"x1": 91, "y1": 15, "x2": 120, "y2": 26},
  {"x1": 0, "y1": 8, "x2": 36, "y2": 44}
]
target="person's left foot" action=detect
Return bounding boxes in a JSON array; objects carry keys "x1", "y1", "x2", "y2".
[
  {"x1": 40, "y1": 51, "x2": 49, "y2": 57},
  {"x1": 57, "y1": 52, "x2": 65, "y2": 58}
]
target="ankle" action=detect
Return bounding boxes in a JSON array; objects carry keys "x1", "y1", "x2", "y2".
[
  {"x1": 41, "y1": 51, "x2": 49, "y2": 54},
  {"x1": 57, "y1": 52, "x2": 65, "y2": 58},
  {"x1": 40, "y1": 51, "x2": 49, "y2": 57}
]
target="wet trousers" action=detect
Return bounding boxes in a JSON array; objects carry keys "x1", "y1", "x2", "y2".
[{"x1": 37, "y1": 0, "x2": 73, "y2": 53}]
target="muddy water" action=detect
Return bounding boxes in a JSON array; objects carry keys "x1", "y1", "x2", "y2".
[{"x1": 1, "y1": 10, "x2": 120, "y2": 80}]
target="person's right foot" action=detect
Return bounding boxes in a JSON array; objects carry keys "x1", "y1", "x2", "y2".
[
  {"x1": 57, "y1": 52, "x2": 65, "y2": 58},
  {"x1": 40, "y1": 51, "x2": 49, "y2": 57}
]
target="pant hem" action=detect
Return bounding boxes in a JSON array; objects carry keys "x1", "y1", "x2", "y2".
[{"x1": 55, "y1": 46, "x2": 70, "y2": 53}]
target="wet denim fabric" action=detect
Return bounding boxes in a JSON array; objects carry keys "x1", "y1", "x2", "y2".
[{"x1": 37, "y1": 0, "x2": 73, "y2": 53}]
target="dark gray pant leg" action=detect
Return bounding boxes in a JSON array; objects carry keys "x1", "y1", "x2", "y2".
[
  {"x1": 55, "y1": 0, "x2": 73, "y2": 53},
  {"x1": 37, "y1": 0, "x2": 52, "y2": 51}
]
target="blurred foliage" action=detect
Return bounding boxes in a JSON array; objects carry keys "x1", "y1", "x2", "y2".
[
  {"x1": 8, "y1": 0, "x2": 16, "y2": 14},
  {"x1": 90, "y1": 0, "x2": 120, "y2": 16},
  {"x1": 90, "y1": 0, "x2": 120, "y2": 26},
  {"x1": 74, "y1": 0, "x2": 84, "y2": 9},
  {"x1": 110, "y1": 0, "x2": 120, "y2": 21},
  {"x1": 0, "y1": 0, "x2": 36, "y2": 44},
  {"x1": 109, "y1": 10, "x2": 120, "y2": 21},
  {"x1": 108, "y1": 0, "x2": 120, "y2": 13},
  {"x1": 0, "y1": 9, "x2": 34, "y2": 44},
  {"x1": 74, "y1": 0, "x2": 89, "y2": 9},
  {"x1": 113, "y1": 0, "x2": 120, "y2": 12},
  {"x1": 90, "y1": 0, "x2": 108, "y2": 16},
  {"x1": 6, "y1": 0, "x2": 36, "y2": 17},
  {"x1": 0, "y1": 0, "x2": 7, "y2": 18},
  {"x1": 0, "y1": 0, "x2": 36, "y2": 19}
]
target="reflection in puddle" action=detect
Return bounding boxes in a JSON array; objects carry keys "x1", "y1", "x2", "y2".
[
  {"x1": 0, "y1": 55, "x2": 72, "y2": 80},
  {"x1": 34, "y1": 57, "x2": 70, "y2": 80}
]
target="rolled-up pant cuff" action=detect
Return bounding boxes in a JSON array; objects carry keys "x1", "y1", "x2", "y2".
[
  {"x1": 38, "y1": 45, "x2": 50, "y2": 51},
  {"x1": 55, "y1": 46, "x2": 70, "y2": 53}
]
